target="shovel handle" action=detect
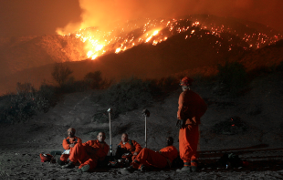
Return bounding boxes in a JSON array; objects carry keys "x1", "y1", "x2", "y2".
[{"x1": 107, "y1": 108, "x2": 112, "y2": 156}]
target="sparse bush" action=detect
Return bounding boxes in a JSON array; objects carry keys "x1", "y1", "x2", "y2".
[
  {"x1": 84, "y1": 71, "x2": 112, "y2": 90},
  {"x1": 38, "y1": 84, "x2": 57, "y2": 107},
  {"x1": 84, "y1": 71, "x2": 103, "y2": 89},
  {"x1": 67, "y1": 80, "x2": 88, "y2": 92},
  {"x1": 156, "y1": 76, "x2": 179, "y2": 92},
  {"x1": 0, "y1": 69, "x2": 112, "y2": 123},
  {"x1": 212, "y1": 116, "x2": 247, "y2": 135},
  {"x1": 52, "y1": 63, "x2": 73, "y2": 86},
  {"x1": 58, "y1": 76, "x2": 88, "y2": 94},
  {"x1": 0, "y1": 83, "x2": 50, "y2": 123},
  {"x1": 0, "y1": 82, "x2": 65, "y2": 123},
  {"x1": 217, "y1": 61, "x2": 247, "y2": 96},
  {"x1": 94, "y1": 78, "x2": 162, "y2": 116}
]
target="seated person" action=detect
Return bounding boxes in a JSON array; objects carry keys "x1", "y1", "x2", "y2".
[
  {"x1": 57, "y1": 128, "x2": 82, "y2": 165},
  {"x1": 122, "y1": 137, "x2": 178, "y2": 173},
  {"x1": 62, "y1": 132, "x2": 109, "y2": 173},
  {"x1": 115, "y1": 133, "x2": 142, "y2": 162}
]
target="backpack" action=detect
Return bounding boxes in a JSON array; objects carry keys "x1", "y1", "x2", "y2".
[
  {"x1": 171, "y1": 155, "x2": 184, "y2": 168},
  {"x1": 218, "y1": 153, "x2": 243, "y2": 168}
]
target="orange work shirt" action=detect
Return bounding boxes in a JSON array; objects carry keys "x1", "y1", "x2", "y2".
[
  {"x1": 62, "y1": 136, "x2": 82, "y2": 150},
  {"x1": 82, "y1": 140, "x2": 109, "y2": 161},
  {"x1": 177, "y1": 90, "x2": 207, "y2": 125},
  {"x1": 118, "y1": 139, "x2": 142, "y2": 155}
]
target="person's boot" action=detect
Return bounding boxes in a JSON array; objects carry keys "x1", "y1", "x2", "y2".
[
  {"x1": 81, "y1": 164, "x2": 90, "y2": 172},
  {"x1": 191, "y1": 166, "x2": 197, "y2": 172},
  {"x1": 61, "y1": 161, "x2": 75, "y2": 169},
  {"x1": 121, "y1": 165, "x2": 135, "y2": 174},
  {"x1": 77, "y1": 164, "x2": 90, "y2": 174},
  {"x1": 176, "y1": 162, "x2": 191, "y2": 173},
  {"x1": 191, "y1": 160, "x2": 198, "y2": 172},
  {"x1": 176, "y1": 166, "x2": 191, "y2": 173},
  {"x1": 139, "y1": 165, "x2": 147, "y2": 172},
  {"x1": 57, "y1": 157, "x2": 66, "y2": 166}
]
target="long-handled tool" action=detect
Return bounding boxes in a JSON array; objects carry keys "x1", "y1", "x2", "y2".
[
  {"x1": 142, "y1": 109, "x2": 150, "y2": 148},
  {"x1": 107, "y1": 108, "x2": 113, "y2": 157}
]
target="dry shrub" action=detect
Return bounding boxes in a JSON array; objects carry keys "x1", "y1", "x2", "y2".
[
  {"x1": 94, "y1": 78, "x2": 162, "y2": 116},
  {"x1": 0, "y1": 83, "x2": 52, "y2": 123}
]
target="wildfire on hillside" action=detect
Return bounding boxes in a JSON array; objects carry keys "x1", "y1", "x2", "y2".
[{"x1": 58, "y1": 18, "x2": 282, "y2": 60}]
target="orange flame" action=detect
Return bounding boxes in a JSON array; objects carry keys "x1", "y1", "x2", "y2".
[{"x1": 57, "y1": 18, "x2": 282, "y2": 61}]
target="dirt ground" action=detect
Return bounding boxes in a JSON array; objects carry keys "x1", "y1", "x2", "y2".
[
  {"x1": 1, "y1": 72, "x2": 283, "y2": 179},
  {"x1": 1, "y1": 149, "x2": 283, "y2": 180}
]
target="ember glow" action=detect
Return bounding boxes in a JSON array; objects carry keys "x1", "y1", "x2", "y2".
[{"x1": 58, "y1": 17, "x2": 282, "y2": 60}]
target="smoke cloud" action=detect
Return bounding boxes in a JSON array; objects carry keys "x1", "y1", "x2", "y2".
[
  {"x1": 57, "y1": 0, "x2": 283, "y2": 34},
  {"x1": 0, "y1": 0, "x2": 82, "y2": 37},
  {"x1": 0, "y1": 0, "x2": 282, "y2": 37}
]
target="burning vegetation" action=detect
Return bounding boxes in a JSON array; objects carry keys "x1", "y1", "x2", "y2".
[{"x1": 58, "y1": 15, "x2": 282, "y2": 60}]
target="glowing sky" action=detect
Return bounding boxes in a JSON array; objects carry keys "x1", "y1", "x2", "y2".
[{"x1": 0, "y1": 0, "x2": 282, "y2": 37}]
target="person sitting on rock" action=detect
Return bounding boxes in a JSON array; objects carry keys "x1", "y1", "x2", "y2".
[
  {"x1": 115, "y1": 133, "x2": 142, "y2": 163},
  {"x1": 62, "y1": 132, "x2": 109, "y2": 173},
  {"x1": 122, "y1": 137, "x2": 178, "y2": 173},
  {"x1": 57, "y1": 127, "x2": 82, "y2": 165}
]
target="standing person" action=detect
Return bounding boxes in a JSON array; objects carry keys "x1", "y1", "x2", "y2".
[
  {"x1": 58, "y1": 128, "x2": 82, "y2": 165},
  {"x1": 176, "y1": 77, "x2": 207, "y2": 172},
  {"x1": 115, "y1": 133, "x2": 142, "y2": 162},
  {"x1": 62, "y1": 132, "x2": 109, "y2": 173},
  {"x1": 122, "y1": 137, "x2": 178, "y2": 173}
]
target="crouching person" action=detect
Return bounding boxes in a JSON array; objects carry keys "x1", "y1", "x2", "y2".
[
  {"x1": 58, "y1": 128, "x2": 82, "y2": 165},
  {"x1": 122, "y1": 137, "x2": 178, "y2": 173},
  {"x1": 62, "y1": 132, "x2": 109, "y2": 173},
  {"x1": 115, "y1": 133, "x2": 142, "y2": 162}
]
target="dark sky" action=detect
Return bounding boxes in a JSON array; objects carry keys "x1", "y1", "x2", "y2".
[{"x1": 0, "y1": 0, "x2": 283, "y2": 37}]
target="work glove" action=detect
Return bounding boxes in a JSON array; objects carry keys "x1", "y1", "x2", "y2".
[{"x1": 175, "y1": 119, "x2": 186, "y2": 129}]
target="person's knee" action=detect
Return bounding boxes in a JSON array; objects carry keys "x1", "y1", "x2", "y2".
[
  {"x1": 75, "y1": 142, "x2": 82, "y2": 147},
  {"x1": 143, "y1": 148, "x2": 150, "y2": 152}
]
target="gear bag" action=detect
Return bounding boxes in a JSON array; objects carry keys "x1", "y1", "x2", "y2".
[{"x1": 218, "y1": 153, "x2": 243, "y2": 168}]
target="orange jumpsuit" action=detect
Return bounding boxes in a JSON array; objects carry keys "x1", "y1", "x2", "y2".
[
  {"x1": 177, "y1": 90, "x2": 207, "y2": 167},
  {"x1": 131, "y1": 146, "x2": 178, "y2": 169},
  {"x1": 60, "y1": 136, "x2": 82, "y2": 162},
  {"x1": 116, "y1": 139, "x2": 142, "y2": 161},
  {"x1": 69, "y1": 140, "x2": 109, "y2": 170}
]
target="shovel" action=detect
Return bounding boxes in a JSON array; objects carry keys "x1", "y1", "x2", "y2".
[
  {"x1": 142, "y1": 109, "x2": 150, "y2": 148},
  {"x1": 107, "y1": 108, "x2": 113, "y2": 157}
]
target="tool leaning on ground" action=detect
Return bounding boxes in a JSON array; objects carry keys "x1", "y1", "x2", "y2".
[
  {"x1": 107, "y1": 108, "x2": 113, "y2": 158},
  {"x1": 108, "y1": 109, "x2": 150, "y2": 168},
  {"x1": 142, "y1": 109, "x2": 150, "y2": 148}
]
